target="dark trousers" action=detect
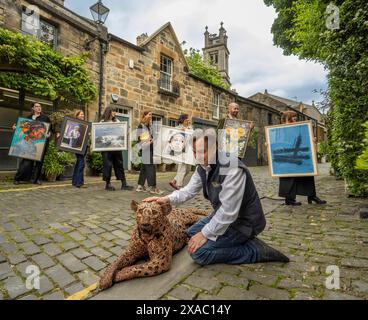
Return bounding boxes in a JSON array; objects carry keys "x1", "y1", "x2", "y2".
[
  {"x1": 102, "y1": 151, "x2": 126, "y2": 182},
  {"x1": 187, "y1": 215, "x2": 259, "y2": 265},
  {"x1": 14, "y1": 159, "x2": 44, "y2": 182},
  {"x1": 72, "y1": 154, "x2": 85, "y2": 187},
  {"x1": 279, "y1": 176, "x2": 317, "y2": 200},
  {"x1": 138, "y1": 164, "x2": 156, "y2": 187}
]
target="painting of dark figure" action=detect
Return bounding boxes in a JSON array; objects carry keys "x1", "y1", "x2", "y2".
[{"x1": 265, "y1": 121, "x2": 318, "y2": 177}]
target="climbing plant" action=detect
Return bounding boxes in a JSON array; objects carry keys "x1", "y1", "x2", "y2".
[
  {"x1": 0, "y1": 28, "x2": 97, "y2": 103},
  {"x1": 184, "y1": 48, "x2": 230, "y2": 90},
  {"x1": 264, "y1": 0, "x2": 368, "y2": 196}
]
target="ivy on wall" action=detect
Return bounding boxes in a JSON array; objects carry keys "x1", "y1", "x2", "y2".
[
  {"x1": 184, "y1": 48, "x2": 231, "y2": 90},
  {"x1": 0, "y1": 28, "x2": 97, "y2": 104}
]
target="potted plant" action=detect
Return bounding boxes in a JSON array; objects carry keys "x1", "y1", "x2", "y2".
[
  {"x1": 86, "y1": 151, "x2": 103, "y2": 176},
  {"x1": 58, "y1": 151, "x2": 76, "y2": 180},
  {"x1": 42, "y1": 141, "x2": 64, "y2": 182}
]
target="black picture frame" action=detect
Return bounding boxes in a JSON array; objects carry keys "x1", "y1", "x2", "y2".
[{"x1": 57, "y1": 116, "x2": 91, "y2": 155}]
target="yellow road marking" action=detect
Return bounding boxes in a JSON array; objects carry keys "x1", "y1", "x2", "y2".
[{"x1": 66, "y1": 283, "x2": 98, "y2": 300}]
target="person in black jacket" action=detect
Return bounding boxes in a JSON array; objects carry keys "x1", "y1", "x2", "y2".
[
  {"x1": 278, "y1": 111, "x2": 327, "y2": 206},
  {"x1": 100, "y1": 106, "x2": 133, "y2": 191},
  {"x1": 13, "y1": 102, "x2": 52, "y2": 185}
]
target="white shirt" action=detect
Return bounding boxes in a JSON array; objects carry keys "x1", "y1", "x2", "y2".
[{"x1": 168, "y1": 165, "x2": 246, "y2": 241}]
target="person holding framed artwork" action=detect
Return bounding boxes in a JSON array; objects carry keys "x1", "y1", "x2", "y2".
[
  {"x1": 169, "y1": 114, "x2": 193, "y2": 190},
  {"x1": 136, "y1": 111, "x2": 164, "y2": 195},
  {"x1": 100, "y1": 106, "x2": 133, "y2": 192},
  {"x1": 13, "y1": 102, "x2": 52, "y2": 185},
  {"x1": 277, "y1": 110, "x2": 326, "y2": 206},
  {"x1": 71, "y1": 110, "x2": 88, "y2": 189}
]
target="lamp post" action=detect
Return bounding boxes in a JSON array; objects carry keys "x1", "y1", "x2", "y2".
[{"x1": 89, "y1": 0, "x2": 110, "y2": 120}]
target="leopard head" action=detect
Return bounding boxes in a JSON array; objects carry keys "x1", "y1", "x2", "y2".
[{"x1": 131, "y1": 200, "x2": 172, "y2": 236}]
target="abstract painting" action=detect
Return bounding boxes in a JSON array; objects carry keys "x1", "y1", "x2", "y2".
[
  {"x1": 218, "y1": 119, "x2": 253, "y2": 159},
  {"x1": 265, "y1": 121, "x2": 318, "y2": 177},
  {"x1": 9, "y1": 117, "x2": 50, "y2": 161}
]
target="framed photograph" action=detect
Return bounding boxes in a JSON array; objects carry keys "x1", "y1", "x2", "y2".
[
  {"x1": 155, "y1": 125, "x2": 195, "y2": 165},
  {"x1": 91, "y1": 122, "x2": 128, "y2": 152},
  {"x1": 218, "y1": 119, "x2": 253, "y2": 159},
  {"x1": 265, "y1": 121, "x2": 318, "y2": 178},
  {"x1": 8, "y1": 117, "x2": 50, "y2": 162},
  {"x1": 57, "y1": 117, "x2": 91, "y2": 155}
]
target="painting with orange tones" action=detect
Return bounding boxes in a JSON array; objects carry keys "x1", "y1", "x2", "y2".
[{"x1": 9, "y1": 117, "x2": 50, "y2": 161}]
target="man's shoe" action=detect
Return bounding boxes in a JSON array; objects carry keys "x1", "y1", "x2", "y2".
[
  {"x1": 169, "y1": 181, "x2": 179, "y2": 190},
  {"x1": 285, "y1": 199, "x2": 302, "y2": 206},
  {"x1": 308, "y1": 196, "x2": 327, "y2": 205},
  {"x1": 33, "y1": 180, "x2": 42, "y2": 185},
  {"x1": 136, "y1": 185, "x2": 145, "y2": 192},
  {"x1": 13, "y1": 180, "x2": 20, "y2": 185},
  {"x1": 149, "y1": 187, "x2": 164, "y2": 195},
  {"x1": 252, "y1": 238, "x2": 289, "y2": 263},
  {"x1": 121, "y1": 184, "x2": 134, "y2": 191},
  {"x1": 105, "y1": 183, "x2": 115, "y2": 191}
]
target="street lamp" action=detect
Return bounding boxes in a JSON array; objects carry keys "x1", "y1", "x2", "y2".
[
  {"x1": 90, "y1": 0, "x2": 110, "y2": 25},
  {"x1": 88, "y1": 0, "x2": 110, "y2": 120}
]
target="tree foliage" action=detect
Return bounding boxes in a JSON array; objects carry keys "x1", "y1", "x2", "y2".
[
  {"x1": 0, "y1": 28, "x2": 97, "y2": 103},
  {"x1": 264, "y1": 0, "x2": 368, "y2": 196},
  {"x1": 184, "y1": 48, "x2": 230, "y2": 90}
]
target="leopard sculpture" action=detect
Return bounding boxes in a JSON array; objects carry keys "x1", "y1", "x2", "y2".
[{"x1": 99, "y1": 200, "x2": 208, "y2": 290}]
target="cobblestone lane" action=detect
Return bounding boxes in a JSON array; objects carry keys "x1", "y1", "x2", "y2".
[{"x1": 0, "y1": 165, "x2": 367, "y2": 300}]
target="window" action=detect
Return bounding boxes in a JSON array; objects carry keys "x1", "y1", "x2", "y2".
[
  {"x1": 210, "y1": 52, "x2": 219, "y2": 65},
  {"x1": 160, "y1": 55, "x2": 173, "y2": 91},
  {"x1": 152, "y1": 115, "x2": 163, "y2": 138},
  {"x1": 21, "y1": 7, "x2": 58, "y2": 48},
  {"x1": 268, "y1": 113, "x2": 273, "y2": 125},
  {"x1": 169, "y1": 119, "x2": 178, "y2": 127},
  {"x1": 212, "y1": 92, "x2": 220, "y2": 119}
]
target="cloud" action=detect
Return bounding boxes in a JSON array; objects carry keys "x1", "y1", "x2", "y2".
[{"x1": 65, "y1": 0, "x2": 327, "y2": 104}]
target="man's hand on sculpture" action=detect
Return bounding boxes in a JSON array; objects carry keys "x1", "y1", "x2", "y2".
[
  {"x1": 188, "y1": 231, "x2": 208, "y2": 254},
  {"x1": 143, "y1": 196, "x2": 170, "y2": 204}
]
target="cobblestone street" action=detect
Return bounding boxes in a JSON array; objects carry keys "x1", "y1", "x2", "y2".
[{"x1": 0, "y1": 164, "x2": 367, "y2": 300}]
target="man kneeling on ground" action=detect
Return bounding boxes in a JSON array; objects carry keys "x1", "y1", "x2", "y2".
[{"x1": 144, "y1": 129, "x2": 289, "y2": 266}]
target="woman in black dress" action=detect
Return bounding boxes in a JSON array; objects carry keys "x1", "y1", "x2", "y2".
[
  {"x1": 100, "y1": 106, "x2": 133, "y2": 191},
  {"x1": 278, "y1": 111, "x2": 326, "y2": 206}
]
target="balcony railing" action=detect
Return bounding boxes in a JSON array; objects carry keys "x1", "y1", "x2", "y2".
[{"x1": 157, "y1": 75, "x2": 180, "y2": 97}]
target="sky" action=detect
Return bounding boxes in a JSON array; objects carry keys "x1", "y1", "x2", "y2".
[{"x1": 64, "y1": 0, "x2": 328, "y2": 105}]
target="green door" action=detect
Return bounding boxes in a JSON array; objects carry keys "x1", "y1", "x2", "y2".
[{"x1": 116, "y1": 115, "x2": 129, "y2": 170}]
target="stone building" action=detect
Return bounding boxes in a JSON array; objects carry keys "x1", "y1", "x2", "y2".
[
  {"x1": 0, "y1": 0, "x2": 282, "y2": 174},
  {"x1": 249, "y1": 90, "x2": 327, "y2": 143}
]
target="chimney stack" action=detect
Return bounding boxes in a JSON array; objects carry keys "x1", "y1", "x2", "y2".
[{"x1": 136, "y1": 33, "x2": 148, "y2": 46}]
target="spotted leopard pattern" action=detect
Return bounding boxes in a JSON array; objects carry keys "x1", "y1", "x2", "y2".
[{"x1": 99, "y1": 201, "x2": 207, "y2": 290}]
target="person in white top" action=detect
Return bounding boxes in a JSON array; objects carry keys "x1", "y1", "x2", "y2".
[
  {"x1": 169, "y1": 114, "x2": 193, "y2": 190},
  {"x1": 144, "y1": 129, "x2": 289, "y2": 266}
]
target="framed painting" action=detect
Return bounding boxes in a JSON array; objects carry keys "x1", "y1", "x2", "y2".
[
  {"x1": 8, "y1": 117, "x2": 50, "y2": 162},
  {"x1": 155, "y1": 125, "x2": 195, "y2": 165},
  {"x1": 218, "y1": 119, "x2": 253, "y2": 159},
  {"x1": 265, "y1": 121, "x2": 318, "y2": 177},
  {"x1": 91, "y1": 122, "x2": 128, "y2": 152},
  {"x1": 57, "y1": 117, "x2": 91, "y2": 155}
]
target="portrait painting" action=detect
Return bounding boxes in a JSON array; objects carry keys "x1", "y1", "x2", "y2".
[
  {"x1": 155, "y1": 126, "x2": 195, "y2": 165},
  {"x1": 218, "y1": 119, "x2": 253, "y2": 159},
  {"x1": 265, "y1": 121, "x2": 318, "y2": 177},
  {"x1": 9, "y1": 117, "x2": 50, "y2": 161},
  {"x1": 57, "y1": 117, "x2": 90, "y2": 155},
  {"x1": 91, "y1": 122, "x2": 128, "y2": 152}
]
